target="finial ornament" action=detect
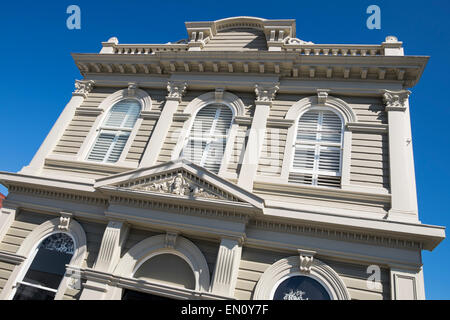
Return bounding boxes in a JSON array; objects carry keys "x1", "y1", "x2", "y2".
[
  {"x1": 382, "y1": 89, "x2": 411, "y2": 111},
  {"x1": 167, "y1": 81, "x2": 187, "y2": 101},
  {"x1": 255, "y1": 84, "x2": 279, "y2": 103},
  {"x1": 73, "y1": 80, "x2": 95, "y2": 98}
]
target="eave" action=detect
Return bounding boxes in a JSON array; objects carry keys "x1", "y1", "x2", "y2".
[{"x1": 71, "y1": 52, "x2": 428, "y2": 89}]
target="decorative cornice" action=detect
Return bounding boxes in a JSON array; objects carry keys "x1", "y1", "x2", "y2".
[
  {"x1": 382, "y1": 89, "x2": 411, "y2": 111},
  {"x1": 73, "y1": 80, "x2": 95, "y2": 98},
  {"x1": 167, "y1": 81, "x2": 187, "y2": 101},
  {"x1": 140, "y1": 110, "x2": 161, "y2": 120},
  {"x1": 266, "y1": 118, "x2": 295, "y2": 128},
  {"x1": 173, "y1": 112, "x2": 191, "y2": 121},
  {"x1": 234, "y1": 116, "x2": 252, "y2": 126},
  {"x1": 255, "y1": 84, "x2": 279, "y2": 104}
]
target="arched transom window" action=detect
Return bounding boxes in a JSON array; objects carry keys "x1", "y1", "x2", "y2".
[
  {"x1": 182, "y1": 104, "x2": 233, "y2": 173},
  {"x1": 290, "y1": 108, "x2": 344, "y2": 187},
  {"x1": 13, "y1": 233, "x2": 74, "y2": 300},
  {"x1": 272, "y1": 275, "x2": 331, "y2": 300},
  {"x1": 87, "y1": 99, "x2": 141, "y2": 163}
]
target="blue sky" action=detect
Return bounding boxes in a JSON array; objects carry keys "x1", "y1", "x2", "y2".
[{"x1": 0, "y1": 0, "x2": 449, "y2": 299}]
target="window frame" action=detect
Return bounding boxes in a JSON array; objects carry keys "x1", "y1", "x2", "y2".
[
  {"x1": 9, "y1": 231, "x2": 76, "y2": 300},
  {"x1": 180, "y1": 103, "x2": 235, "y2": 173},
  {"x1": 86, "y1": 98, "x2": 142, "y2": 164},
  {"x1": 171, "y1": 91, "x2": 246, "y2": 179},
  {"x1": 290, "y1": 106, "x2": 345, "y2": 186},
  {"x1": 76, "y1": 87, "x2": 153, "y2": 168}
]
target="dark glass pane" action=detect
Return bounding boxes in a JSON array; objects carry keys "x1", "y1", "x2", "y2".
[
  {"x1": 122, "y1": 289, "x2": 173, "y2": 300},
  {"x1": 23, "y1": 248, "x2": 73, "y2": 289},
  {"x1": 13, "y1": 284, "x2": 55, "y2": 300},
  {"x1": 273, "y1": 276, "x2": 331, "y2": 300}
]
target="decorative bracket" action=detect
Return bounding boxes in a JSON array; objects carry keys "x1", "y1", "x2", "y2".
[
  {"x1": 382, "y1": 90, "x2": 411, "y2": 111},
  {"x1": 215, "y1": 88, "x2": 225, "y2": 102},
  {"x1": 298, "y1": 249, "x2": 316, "y2": 273},
  {"x1": 317, "y1": 89, "x2": 330, "y2": 105},
  {"x1": 165, "y1": 232, "x2": 179, "y2": 249},
  {"x1": 127, "y1": 82, "x2": 138, "y2": 96},
  {"x1": 255, "y1": 84, "x2": 279, "y2": 104},
  {"x1": 58, "y1": 212, "x2": 73, "y2": 231},
  {"x1": 73, "y1": 80, "x2": 95, "y2": 98},
  {"x1": 167, "y1": 81, "x2": 187, "y2": 101}
]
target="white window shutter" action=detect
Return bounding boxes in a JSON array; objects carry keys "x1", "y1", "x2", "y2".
[
  {"x1": 182, "y1": 104, "x2": 233, "y2": 174},
  {"x1": 87, "y1": 99, "x2": 141, "y2": 163},
  {"x1": 290, "y1": 109, "x2": 343, "y2": 187}
]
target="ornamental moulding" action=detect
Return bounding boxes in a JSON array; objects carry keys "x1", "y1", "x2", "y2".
[
  {"x1": 132, "y1": 172, "x2": 222, "y2": 200},
  {"x1": 255, "y1": 84, "x2": 279, "y2": 103},
  {"x1": 167, "y1": 81, "x2": 187, "y2": 101},
  {"x1": 382, "y1": 89, "x2": 411, "y2": 111},
  {"x1": 73, "y1": 80, "x2": 95, "y2": 98}
]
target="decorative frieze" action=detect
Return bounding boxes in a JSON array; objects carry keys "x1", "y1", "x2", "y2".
[
  {"x1": 167, "y1": 81, "x2": 187, "y2": 101},
  {"x1": 131, "y1": 172, "x2": 221, "y2": 200},
  {"x1": 383, "y1": 90, "x2": 411, "y2": 111},
  {"x1": 72, "y1": 80, "x2": 95, "y2": 98}
]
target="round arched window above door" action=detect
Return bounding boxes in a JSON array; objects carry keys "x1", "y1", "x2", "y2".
[{"x1": 272, "y1": 274, "x2": 331, "y2": 300}]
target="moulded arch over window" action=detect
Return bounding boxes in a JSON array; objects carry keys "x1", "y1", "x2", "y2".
[
  {"x1": 281, "y1": 95, "x2": 356, "y2": 188},
  {"x1": 114, "y1": 234, "x2": 210, "y2": 293},
  {"x1": 253, "y1": 256, "x2": 350, "y2": 300},
  {"x1": 0, "y1": 217, "x2": 87, "y2": 300},
  {"x1": 78, "y1": 87, "x2": 153, "y2": 165},
  {"x1": 173, "y1": 91, "x2": 245, "y2": 176}
]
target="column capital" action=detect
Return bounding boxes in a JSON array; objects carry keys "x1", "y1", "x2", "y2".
[
  {"x1": 382, "y1": 89, "x2": 411, "y2": 112},
  {"x1": 166, "y1": 81, "x2": 187, "y2": 101},
  {"x1": 255, "y1": 83, "x2": 279, "y2": 105},
  {"x1": 73, "y1": 79, "x2": 95, "y2": 98}
]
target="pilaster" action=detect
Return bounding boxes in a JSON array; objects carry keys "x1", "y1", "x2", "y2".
[
  {"x1": 0, "y1": 205, "x2": 17, "y2": 243},
  {"x1": 79, "y1": 220, "x2": 129, "y2": 300},
  {"x1": 20, "y1": 80, "x2": 94, "y2": 175},
  {"x1": 390, "y1": 266, "x2": 425, "y2": 300},
  {"x1": 140, "y1": 81, "x2": 187, "y2": 167},
  {"x1": 382, "y1": 90, "x2": 419, "y2": 222},
  {"x1": 210, "y1": 238, "x2": 242, "y2": 297},
  {"x1": 237, "y1": 84, "x2": 279, "y2": 191}
]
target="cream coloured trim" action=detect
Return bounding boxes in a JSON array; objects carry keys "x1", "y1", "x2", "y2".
[
  {"x1": 0, "y1": 217, "x2": 87, "y2": 300},
  {"x1": 171, "y1": 91, "x2": 245, "y2": 170},
  {"x1": 76, "y1": 87, "x2": 153, "y2": 166},
  {"x1": 253, "y1": 255, "x2": 350, "y2": 300},
  {"x1": 114, "y1": 234, "x2": 210, "y2": 292}
]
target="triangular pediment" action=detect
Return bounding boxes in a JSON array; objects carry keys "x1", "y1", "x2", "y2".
[{"x1": 94, "y1": 159, "x2": 265, "y2": 210}]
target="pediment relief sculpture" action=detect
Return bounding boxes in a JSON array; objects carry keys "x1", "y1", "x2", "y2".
[{"x1": 127, "y1": 172, "x2": 231, "y2": 201}]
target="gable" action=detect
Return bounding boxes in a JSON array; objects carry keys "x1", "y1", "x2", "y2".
[
  {"x1": 203, "y1": 28, "x2": 268, "y2": 51},
  {"x1": 95, "y1": 159, "x2": 265, "y2": 210}
]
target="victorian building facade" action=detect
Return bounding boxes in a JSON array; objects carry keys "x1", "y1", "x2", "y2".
[{"x1": 0, "y1": 17, "x2": 445, "y2": 300}]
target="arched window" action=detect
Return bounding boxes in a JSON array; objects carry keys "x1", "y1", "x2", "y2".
[
  {"x1": 134, "y1": 254, "x2": 196, "y2": 290},
  {"x1": 13, "y1": 233, "x2": 74, "y2": 300},
  {"x1": 87, "y1": 99, "x2": 141, "y2": 163},
  {"x1": 272, "y1": 275, "x2": 331, "y2": 300},
  {"x1": 290, "y1": 108, "x2": 343, "y2": 187},
  {"x1": 182, "y1": 104, "x2": 233, "y2": 173}
]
